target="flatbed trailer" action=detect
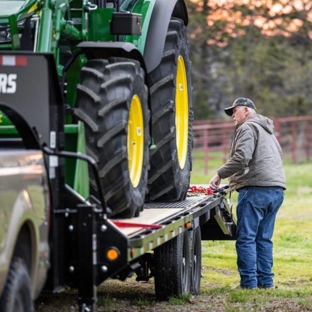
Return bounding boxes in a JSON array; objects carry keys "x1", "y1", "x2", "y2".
[
  {"x1": 48, "y1": 182, "x2": 235, "y2": 309},
  {"x1": 122, "y1": 193, "x2": 234, "y2": 257},
  {"x1": 0, "y1": 52, "x2": 236, "y2": 311}
]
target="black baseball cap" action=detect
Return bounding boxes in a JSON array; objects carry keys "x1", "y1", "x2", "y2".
[{"x1": 224, "y1": 97, "x2": 257, "y2": 116}]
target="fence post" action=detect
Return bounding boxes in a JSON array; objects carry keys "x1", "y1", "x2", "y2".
[
  {"x1": 222, "y1": 127, "x2": 227, "y2": 163},
  {"x1": 305, "y1": 120, "x2": 310, "y2": 161},
  {"x1": 203, "y1": 128, "x2": 209, "y2": 175},
  {"x1": 274, "y1": 118, "x2": 281, "y2": 144},
  {"x1": 291, "y1": 121, "x2": 297, "y2": 163}
]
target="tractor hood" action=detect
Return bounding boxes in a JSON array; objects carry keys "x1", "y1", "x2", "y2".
[{"x1": 0, "y1": 1, "x2": 28, "y2": 17}]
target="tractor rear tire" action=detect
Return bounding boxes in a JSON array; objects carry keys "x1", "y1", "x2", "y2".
[
  {"x1": 147, "y1": 18, "x2": 193, "y2": 202},
  {"x1": 0, "y1": 257, "x2": 33, "y2": 312},
  {"x1": 75, "y1": 58, "x2": 149, "y2": 218},
  {"x1": 154, "y1": 231, "x2": 191, "y2": 300}
]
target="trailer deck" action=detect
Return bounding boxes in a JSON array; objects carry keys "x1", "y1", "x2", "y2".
[{"x1": 111, "y1": 193, "x2": 234, "y2": 261}]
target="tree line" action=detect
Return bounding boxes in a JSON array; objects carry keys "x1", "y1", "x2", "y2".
[{"x1": 186, "y1": 0, "x2": 312, "y2": 119}]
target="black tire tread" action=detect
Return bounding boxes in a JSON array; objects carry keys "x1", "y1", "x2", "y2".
[
  {"x1": 75, "y1": 58, "x2": 149, "y2": 218},
  {"x1": 147, "y1": 160, "x2": 173, "y2": 184},
  {"x1": 147, "y1": 17, "x2": 193, "y2": 202},
  {"x1": 154, "y1": 232, "x2": 191, "y2": 300},
  {"x1": 150, "y1": 100, "x2": 174, "y2": 126},
  {"x1": 190, "y1": 227, "x2": 202, "y2": 295}
]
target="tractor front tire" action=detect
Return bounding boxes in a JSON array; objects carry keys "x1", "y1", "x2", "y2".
[
  {"x1": 75, "y1": 58, "x2": 149, "y2": 218},
  {"x1": 147, "y1": 17, "x2": 193, "y2": 202}
]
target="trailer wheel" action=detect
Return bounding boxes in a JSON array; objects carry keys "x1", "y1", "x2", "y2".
[
  {"x1": 0, "y1": 257, "x2": 33, "y2": 312},
  {"x1": 190, "y1": 226, "x2": 202, "y2": 295},
  {"x1": 154, "y1": 231, "x2": 191, "y2": 300},
  {"x1": 147, "y1": 18, "x2": 193, "y2": 202},
  {"x1": 75, "y1": 58, "x2": 149, "y2": 218}
]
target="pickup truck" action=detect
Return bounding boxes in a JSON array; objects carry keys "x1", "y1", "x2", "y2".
[{"x1": 0, "y1": 150, "x2": 50, "y2": 311}]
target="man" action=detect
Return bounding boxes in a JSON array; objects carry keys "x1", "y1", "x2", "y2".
[{"x1": 209, "y1": 97, "x2": 286, "y2": 289}]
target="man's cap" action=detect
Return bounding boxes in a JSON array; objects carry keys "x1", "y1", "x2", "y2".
[{"x1": 224, "y1": 97, "x2": 257, "y2": 116}]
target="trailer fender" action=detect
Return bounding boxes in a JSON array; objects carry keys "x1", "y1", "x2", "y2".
[{"x1": 143, "y1": 0, "x2": 188, "y2": 73}]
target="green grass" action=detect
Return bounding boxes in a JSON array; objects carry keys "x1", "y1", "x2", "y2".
[
  {"x1": 168, "y1": 293, "x2": 192, "y2": 305},
  {"x1": 35, "y1": 157, "x2": 312, "y2": 311},
  {"x1": 190, "y1": 157, "x2": 312, "y2": 310}
]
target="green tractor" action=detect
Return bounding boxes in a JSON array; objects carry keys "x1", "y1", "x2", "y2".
[{"x1": 0, "y1": 0, "x2": 193, "y2": 218}]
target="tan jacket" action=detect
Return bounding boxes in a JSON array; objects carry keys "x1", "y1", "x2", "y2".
[{"x1": 217, "y1": 114, "x2": 286, "y2": 191}]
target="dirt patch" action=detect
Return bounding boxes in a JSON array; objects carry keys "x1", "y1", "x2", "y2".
[{"x1": 35, "y1": 278, "x2": 312, "y2": 312}]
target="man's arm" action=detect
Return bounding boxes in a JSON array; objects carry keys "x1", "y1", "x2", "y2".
[{"x1": 209, "y1": 126, "x2": 256, "y2": 189}]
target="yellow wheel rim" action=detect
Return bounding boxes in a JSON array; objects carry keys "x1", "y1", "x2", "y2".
[
  {"x1": 175, "y1": 55, "x2": 189, "y2": 169},
  {"x1": 128, "y1": 94, "x2": 144, "y2": 188}
]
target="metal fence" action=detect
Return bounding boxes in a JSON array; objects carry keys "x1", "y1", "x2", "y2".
[{"x1": 192, "y1": 116, "x2": 312, "y2": 174}]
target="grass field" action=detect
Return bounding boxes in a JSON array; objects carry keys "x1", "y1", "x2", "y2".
[
  {"x1": 190, "y1": 156, "x2": 312, "y2": 311},
  {"x1": 35, "y1": 157, "x2": 312, "y2": 311}
]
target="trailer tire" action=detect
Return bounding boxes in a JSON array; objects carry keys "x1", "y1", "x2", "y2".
[
  {"x1": 75, "y1": 58, "x2": 149, "y2": 218},
  {"x1": 190, "y1": 226, "x2": 202, "y2": 295},
  {"x1": 154, "y1": 231, "x2": 191, "y2": 300},
  {"x1": 0, "y1": 257, "x2": 33, "y2": 312},
  {"x1": 147, "y1": 18, "x2": 193, "y2": 202}
]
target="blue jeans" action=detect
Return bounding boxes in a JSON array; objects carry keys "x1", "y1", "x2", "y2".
[{"x1": 235, "y1": 186, "x2": 284, "y2": 288}]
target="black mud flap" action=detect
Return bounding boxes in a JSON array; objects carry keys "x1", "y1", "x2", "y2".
[{"x1": 201, "y1": 190, "x2": 237, "y2": 240}]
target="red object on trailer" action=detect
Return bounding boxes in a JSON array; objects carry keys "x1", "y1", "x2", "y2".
[
  {"x1": 189, "y1": 185, "x2": 213, "y2": 195},
  {"x1": 111, "y1": 221, "x2": 162, "y2": 229}
]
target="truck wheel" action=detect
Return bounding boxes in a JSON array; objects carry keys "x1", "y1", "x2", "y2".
[
  {"x1": 190, "y1": 226, "x2": 202, "y2": 295},
  {"x1": 75, "y1": 58, "x2": 149, "y2": 218},
  {"x1": 147, "y1": 17, "x2": 193, "y2": 202},
  {"x1": 154, "y1": 231, "x2": 191, "y2": 300},
  {"x1": 0, "y1": 257, "x2": 33, "y2": 312}
]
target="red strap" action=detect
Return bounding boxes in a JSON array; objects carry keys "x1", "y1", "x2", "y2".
[
  {"x1": 111, "y1": 220, "x2": 162, "y2": 229},
  {"x1": 189, "y1": 185, "x2": 213, "y2": 195}
]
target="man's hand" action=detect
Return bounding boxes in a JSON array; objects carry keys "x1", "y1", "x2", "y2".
[{"x1": 209, "y1": 173, "x2": 221, "y2": 190}]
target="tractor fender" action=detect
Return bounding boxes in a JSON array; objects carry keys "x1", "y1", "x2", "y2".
[
  {"x1": 143, "y1": 0, "x2": 188, "y2": 73},
  {"x1": 77, "y1": 41, "x2": 147, "y2": 74}
]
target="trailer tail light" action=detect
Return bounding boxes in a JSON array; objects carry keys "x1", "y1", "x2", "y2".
[
  {"x1": 106, "y1": 247, "x2": 120, "y2": 261},
  {"x1": 0, "y1": 55, "x2": 28, "y2": 66},
  {"x1": 185, "y1": 222, "x2": 192, "y2": 228}
]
